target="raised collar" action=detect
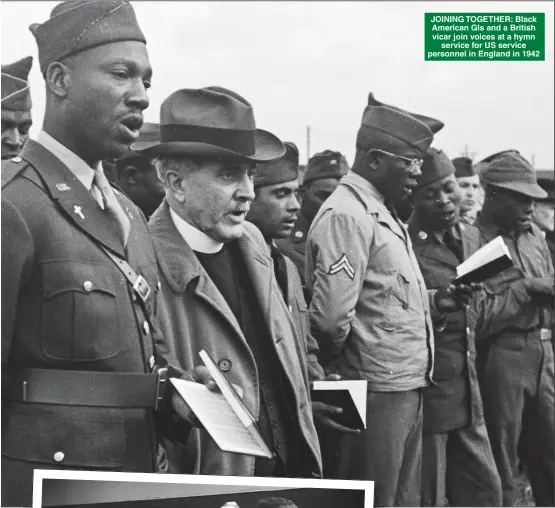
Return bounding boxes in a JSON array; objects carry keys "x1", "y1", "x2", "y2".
[
  {"x1": 475, "y1": 212, "x2": 535, "y2": 241},
  {"x1": 169, "y1": 206, "x2": 224, "y2": 254},
  {"x1": 36, "y1": 130, "x2": 99, "y2": 191},
  {"x1": 341, "y1": 171, "x2": 386, "y2": 206}
]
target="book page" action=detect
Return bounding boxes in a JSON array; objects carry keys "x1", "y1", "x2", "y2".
[
  {"x1": 170, "y1": 378, "x2": 273, "y2": 458},
  {"x1": 312, "y1": 380, "x2": 368, "y2": 426},
  {"x1": 456, "y1": 236, "x2": 511, "y2": 277}
]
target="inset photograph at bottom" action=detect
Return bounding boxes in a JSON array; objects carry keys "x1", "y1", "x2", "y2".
[{"x1": 33, "y1": 471, "x2": 374, "y2": 508}]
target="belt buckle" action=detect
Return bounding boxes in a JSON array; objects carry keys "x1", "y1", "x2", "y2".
[
  {"x1": 154, "y1": 367, "x2": 168, "y2": 412},
  {"x1": 133, "y1": 275, "x2": 151, "y2": 303},
  {"x1": 541, "y1": 328, "x2": 552, "y2": 341}
]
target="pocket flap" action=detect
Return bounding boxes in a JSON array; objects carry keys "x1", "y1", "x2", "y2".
[
  {"x1": 2, "y1": 412, "x2": 125, "y2": 467},
  {"x1": 43, "y1": 261, "x2": 117, "y2": 298}
]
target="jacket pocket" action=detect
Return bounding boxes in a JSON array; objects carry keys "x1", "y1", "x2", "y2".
[
  {"x1": 41, "y1": 260, "x2": 120, "y2": 361},
  {"x1": 376, "y1": 271, "x2": 411, "y2": 331},
  {"x1": 2, "y1": 411, "x2": 126, "y2": 468}
]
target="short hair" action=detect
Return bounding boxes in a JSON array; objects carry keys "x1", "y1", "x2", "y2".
[
  {"x1": 152, "y1": 156, "x2": 201, "y2": 184},
  {"x1": 256, "y1": 497, "x2": 299, "y2": 508}
]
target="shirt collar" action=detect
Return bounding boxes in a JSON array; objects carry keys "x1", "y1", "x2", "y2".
[
  {"x1": 169, "y1": 206, "x2": 224, "y2": 254},
  {"x1": 36, "y1": 130, "x2": 99, "y2": 191},
  {"x1": 342, "y1": 171, "x2": 386, "y2": 205}
]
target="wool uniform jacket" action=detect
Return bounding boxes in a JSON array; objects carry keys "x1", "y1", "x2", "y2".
[
  {"x1": 149, "y1": 201, "x2": 323, "y2": 478},
  {"x1": 1, "y1": 140, "x2": 176, "y2": 506}
]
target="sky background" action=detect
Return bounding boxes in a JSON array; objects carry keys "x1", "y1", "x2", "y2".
[{"x1": 1, "y1": 1, "x2": 553, "y2": 168}]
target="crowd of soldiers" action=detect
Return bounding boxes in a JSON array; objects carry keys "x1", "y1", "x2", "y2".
[{"x1": 1, "y1": 1, "x2": 554, "y2": 508}]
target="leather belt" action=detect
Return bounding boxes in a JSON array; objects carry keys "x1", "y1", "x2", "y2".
[{"x1": 2, "y1": 367, "x2": 168, "y2": 410}]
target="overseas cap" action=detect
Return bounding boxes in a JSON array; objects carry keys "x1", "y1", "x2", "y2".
[
  {"x1": 303, "y1": 150, "x2": 349, "y2": 185},
  {"x1": 479, "y1": 150, "x2": 547, "y2": 199},
  {"x1": 254, "y1": 142, "x2": 299, "y2": 187},
  {"x1": 1, "y1": 56, "x2": 33, "y2": 111},
  {"x1": 452, "y1": 156, "x2": 476, "y2": 178},
  {"x1": 416, "y1": 148, "x2": 455, "y2": 189},
  {"x1": 356, "y1": 92, "x2": 444, "y2": 156},
  {"x1": 30, "y1": 0, "x2": 146, "y2": 75}
]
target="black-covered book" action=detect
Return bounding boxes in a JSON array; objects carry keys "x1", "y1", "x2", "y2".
[
  {"x1": 454, "y1": 236, "x2": 513, "y2": 285},
  {"x1": 311, "y1": 380, "x2": 367, "y2": 430}
]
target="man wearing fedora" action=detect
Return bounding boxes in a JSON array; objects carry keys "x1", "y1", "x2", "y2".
[
  {"x1": 305, "y1": 93, "x2": 481, "y2": 506},
  {"x1": 407, "y1": 148, "x2": 502, "y2": 507},
  {"x1": 1, "y1": 2, "x2": 190, "y2": 505},
  {"x1": 139, "y1": 87, "x2": 322, "y2": 478},
  {"x1": 1, "y1": 56, "x2": 33, "y2": 161},
  {"x1": 113, "y1": 122, "x2": 165, "y2": 219},
  {"x1": 473, "y1": 151, "x2": 554, "y2": 507}
]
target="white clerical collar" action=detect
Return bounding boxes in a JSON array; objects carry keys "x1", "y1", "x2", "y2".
[
  {"x1": 36, "y1": 130, "x2": 100, "y2": 191},
  {"x1": 169, "y1": 206, "x2": 224, "y2": 254}
]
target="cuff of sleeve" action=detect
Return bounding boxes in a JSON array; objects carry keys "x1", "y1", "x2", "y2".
[{"x1": 428, "y1": 289, "x2": 447, "y2": 331}]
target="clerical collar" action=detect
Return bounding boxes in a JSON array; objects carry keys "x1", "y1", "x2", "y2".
[
  {"x1": 36, "y1": 130, "x2": 100, "y2": 191},
  {"x1": 169, "y1": 207, "x2": 223, "y2": 253}
]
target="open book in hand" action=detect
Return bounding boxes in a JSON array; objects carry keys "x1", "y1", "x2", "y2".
[
  {"x1": 170, "y1": 350, "x2": 274, "y2": 459},
  {"x1": 454, "y1": 235, "x2": 514, "y2": 285},
  {"x1": 311, "y1": 380, "x2": 368, "y2": 430}
]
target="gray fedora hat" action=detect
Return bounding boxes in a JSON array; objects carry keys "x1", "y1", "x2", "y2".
[{"x1": 132, "y1": 86, "x2": 285, "y2": 162}]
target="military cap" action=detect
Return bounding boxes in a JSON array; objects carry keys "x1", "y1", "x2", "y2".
[
  {"x1": 536, "y1": 169, "x2": 554, "y2": 202},
  {"x1": 118, "y1": 122, "x2": 160, "y2": 161},
  {"x1": 254, "y1": 142, "x2": 299, "y2": 187},
  {"x1": 303, "y1": 150, "x2": 350, "y2": 185},
  {"x1": 416, "y1": 148, "x2": 455, "y2": 189},
  {"x1": 452, "y1": 156, "x2": 476, "y2": 178},
  {"x1": 356, "y1": 92, "x2": 444, "y2": 156},
  {"x1": 1, "y1": 56, "x2": 33, "y2": 111},
  {"x1": 30, "y1": 0, "x2": 146, "y2": 75},
  {"x1": 479, "y1": 150, "x2": 547, "y2": 199}
]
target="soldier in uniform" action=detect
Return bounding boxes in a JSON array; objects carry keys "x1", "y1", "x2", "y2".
[
  {"x1": 305, "y1": 92, "x2": 481, "y2": 507},
  {"x1": 276, "y1": 150, "x2": 349, "y2": 289},
  {"x1": 474, "y1": 150, "x2": 554, "y2": 507},
  {"x1": 533, "y1": 169, "x2": 555, "y2": 267},
  {"x1": 1, "y1": 56, "x2": 33, "y2": 160},
  {"x1": 140, "y1": 87, "x2": 322, "y2": 478},
  {"x1": 452, "y1": 156, "x2": 481, "y2": 225},
  {"x1": 408, "y1": 148, "x2": 502, "y2": 506},
  {"x1": 1, "y1": 2, "x2": 189, "y2": 505},
  {"x1": 113, "y1": 122, "x2": 165, "y2": 219}
]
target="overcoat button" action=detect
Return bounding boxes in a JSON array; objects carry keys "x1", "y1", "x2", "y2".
[
  {"x1": 83, "y1": 280, "x2": 93, "y2": 292},
  {"x1": 218, "y1": 358, "x2": 232, "y2": 372},
  {"x1": 53, "y1": 451, "x2": 65, "y2": 462}
]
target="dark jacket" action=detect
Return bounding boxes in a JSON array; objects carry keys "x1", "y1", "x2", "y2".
[
  {"x1": 276, "y1": 212, "x2": 310, "y2": 288},
  {"x1": 1, "y1": 141, "x2": 172, "y2": 506},
  {"x1": 408, "y1": 218, "x2": 486, "y2": 434}
]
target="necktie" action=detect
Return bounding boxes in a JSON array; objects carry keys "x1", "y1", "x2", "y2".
[
  {"x1": 92, "y1": 166, "x2": 131, "y2": 246},
  {"x1": 444, "y1": 228, "x2": 463, "y2": 262}
]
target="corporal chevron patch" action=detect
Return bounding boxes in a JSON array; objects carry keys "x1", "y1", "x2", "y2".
[{"x1": 328, "y1": 253, "x2": 355, "y2": 280}]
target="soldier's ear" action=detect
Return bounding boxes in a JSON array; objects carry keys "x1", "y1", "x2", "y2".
[
  {"x1": 45, "y1": 62, "x2": 71, "y2": 99},
  {"x1": 365, "y1": 149, "x2": 380, "y2": 170}
]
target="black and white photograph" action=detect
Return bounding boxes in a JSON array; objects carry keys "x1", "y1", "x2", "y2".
[
  {"x1": 1, "y1": 1, "x2": 554, "y2": 507},
  {"x1": 34, "y1": 471, "x2": 373, "y2": 508}
]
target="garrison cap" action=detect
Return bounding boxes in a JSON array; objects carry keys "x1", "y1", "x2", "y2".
[
  {"x1": 416, "y1": 148, "x2": 455, "y2": 189},
  {"x1": 1, "y1": 56, "x2": 33, "y2": 111},
  {"x1": 303, "y1": 150, "x2": 349, "y2": 185},
  {"x1": 254, "y1": 142, "x2": 299, "y2": 187},
  {"x1": 452, "y1": 156, "x2": 476, "y2": 178},
  {"x1": 118, "y1": 122, "x2": 159, "y2": 161},
  {"x1": 30, "y1": 0, "x2": 146, "y2": 75},
  {"x1": 356, "y1": 92, "x2": 444, "y2": 156},
  {"x1": 479, "y1": 150, "x2": 547, "y2": 199}
]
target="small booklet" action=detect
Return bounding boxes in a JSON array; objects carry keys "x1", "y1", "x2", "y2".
[
  {"x1": 170, "y1": 350, "x2": 274, "y2": 459},
  {"x1": 311, "y1": 380, "x2": 368, "y2": 430},
  {"x1": 454, "y1": 235, "x2": 514, "y2": 285}
]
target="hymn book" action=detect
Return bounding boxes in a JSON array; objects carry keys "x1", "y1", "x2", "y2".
[
  {"x1": 454, "y1": 235, "x2": 514, "y2": 285},
  {"x1": 311, "y1": 380, "x2": 368, "y2": 430},
  {"x1": 170, "y1": 349, "x2": 274, "y2": 459}
]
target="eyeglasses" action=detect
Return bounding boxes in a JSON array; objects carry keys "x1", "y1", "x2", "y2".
[{"x1": 370, "y1": 148, "x2": 423, "y2": 171}]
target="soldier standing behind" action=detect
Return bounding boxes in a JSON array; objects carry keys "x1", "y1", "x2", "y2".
[
  {"x1": 1, "y1": 56, "x2": 33, "y2": 161},
  {"x1": 276, "y1": 150, "x2": 349, "y2": 289},
  {"x1": 305, "y1": 92, "x2": 481, "y2": 507},
  {"x1": 1, "y1": 2, "x2": 188, "y2": 505},
  {"x1": 408, "y1": 148, "x2": 502, "y2": 507},
  {"x1": 452, "y1": 156, "x2": 481, "y2": 225},
  {"x1": 474, "y1": 150, "x2": 554, "y2": 507}
]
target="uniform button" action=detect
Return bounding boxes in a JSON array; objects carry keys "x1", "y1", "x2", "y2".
[
  {"x1": 288, "y1": 305, "x2": 293, "y2": 313},
  {"x1": 83, "y1": 280, "x2": 93, "y2": 292},
  {"x1": 157, "y1": 281, "x2": 162, "y2": 290},
  {"x1": 143, "y1": 321, "x2": 150, "y2": 335},
  {"x1": 218, "y1": 358, "x2": 232, "y2": 372},
  {"x1": 11, "y1": 156, "x2": 22, "y2": 163},
  {"x1": 294, "y1": 231, "x2": 303, "y2": 239},
  {"x1": 53, "y1": 451, "x2": 65, "y2": 462},
  {"x1": 466, "y1": 327, "x2": 471, "y2": 335},
  {"x1": 149, "y1": 355, "x2": 155, "y2": 370}
]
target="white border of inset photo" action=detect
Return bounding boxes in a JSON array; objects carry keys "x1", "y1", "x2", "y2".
[{"x1": 33, "y1": 470, "x2": 374, "y2": 508}]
